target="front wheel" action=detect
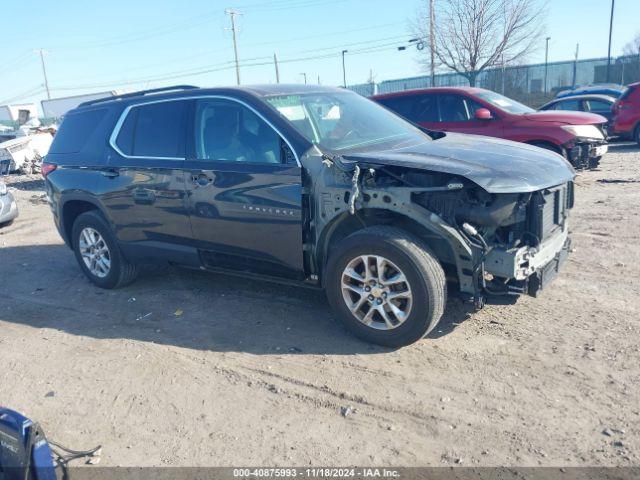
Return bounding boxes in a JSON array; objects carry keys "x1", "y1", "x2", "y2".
[{"x1": 325, "y1": 226, "x2": 447, "y2": 347}]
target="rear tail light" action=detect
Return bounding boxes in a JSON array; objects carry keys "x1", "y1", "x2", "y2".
[{"x1": 41, "y1": 162, "x2": 57, "y2": 178}]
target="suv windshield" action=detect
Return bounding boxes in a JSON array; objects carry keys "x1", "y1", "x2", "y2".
[
  {"x1": 265, "y1": 91, "x2": 431, "y2": 152},
  {"x1": 475, "y1": 91, "x2": 534, "y2": 114}
]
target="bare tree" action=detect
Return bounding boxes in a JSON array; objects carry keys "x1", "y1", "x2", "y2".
[
  {"x1": 623, "y1": 32, "x2": 640, "y2": 57},
  {"x1": 414, "y1": 0, "x2": 546, "y2": 86}
]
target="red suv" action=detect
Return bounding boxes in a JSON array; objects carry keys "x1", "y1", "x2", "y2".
[
  {"x1": 373, "y1": 87, "x2": 608, "y2": 169},
  {"x1": 611, "y1": 82, "x2": 640, "y2": 143}
]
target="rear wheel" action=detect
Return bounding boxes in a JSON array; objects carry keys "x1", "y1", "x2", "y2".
[
  {"x1": 634, "y1": 125, "x2": 640, "y2": 145},
  {"x1": 71, "y1": 210, "x2": 138, "y2": 289},
  {"x1": 325, "y1": 226, "x2": 446, "y2": 347}
]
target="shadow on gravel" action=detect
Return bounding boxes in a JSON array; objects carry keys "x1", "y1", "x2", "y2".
[
  {"x1": 0, "y1": 244, "x2": 475, "y2": 355},
  {"x1": 2, "y1": 178, "x2": 45, "y2": 191}
]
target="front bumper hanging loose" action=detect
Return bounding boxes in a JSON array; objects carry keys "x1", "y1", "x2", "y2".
[
  {"x1": 473, "y1": 228, "x2": 572, "y2": 301},
  {"x1": 565, "y1": 139, "x2": 608, "y2": 169}
]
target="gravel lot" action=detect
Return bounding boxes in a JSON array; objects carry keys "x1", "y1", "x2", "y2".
[{"x1": 1, "y1": 144, "x2": 639, "y2": 467}]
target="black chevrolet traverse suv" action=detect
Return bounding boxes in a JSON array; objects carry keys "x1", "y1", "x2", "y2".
[{"x1": 43, "y1": 85, "x2": 575, "y2": 346}]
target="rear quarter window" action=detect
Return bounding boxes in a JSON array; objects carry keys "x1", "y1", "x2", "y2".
[
  {"x1": 114, "y1": 101, "x2": 187, "y2": 158},
  {"x1": 49, "y1": 108, "x2": 108, "y2": 154}
]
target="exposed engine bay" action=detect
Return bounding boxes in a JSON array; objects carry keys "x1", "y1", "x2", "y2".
[{"x1": 309, "y1": 152, "x2": 574, "y2": 308}]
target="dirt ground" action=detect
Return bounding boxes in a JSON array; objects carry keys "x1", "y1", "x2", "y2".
[{"x1": 1, "y1": 144, "x2": 639, "y2": 467}]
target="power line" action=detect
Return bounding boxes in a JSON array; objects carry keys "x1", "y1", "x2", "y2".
[
  {"x1": 234, "y1": 0, "x2": 346, "y2": 11},
  {"x1": 0, "y1": 50, "x2": 33, "y2": 70},
  {"x1": 50, "y1": 11, "x2": 224, "y2": 51},
  {"x1": 240, "y1": 0, "x2": 346, "y2": 11},
  {"x1": 0, "y1": 86, "x2": 45, "y2": 106},
  {"x1": 62, "y1": 28, "x2": 407, "y2": 86},
  {"x1": 53, "y1": 38, "x2": 411, "y2": 93},
  {"x1": 47, "y1": 1, "x2": 348, "y2": 53}
]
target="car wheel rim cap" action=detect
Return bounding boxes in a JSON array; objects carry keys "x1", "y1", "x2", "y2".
[
  {"x1": 79, "y1": 227, "x2": 111, "y2": 278},
  {"x1": 341, "y1": 255, "x2": 413, "y2": 331}
]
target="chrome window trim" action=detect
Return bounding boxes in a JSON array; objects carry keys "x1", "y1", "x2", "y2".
[{"x1": 108, "y1": 95, "x2": 301, "y2": 167}]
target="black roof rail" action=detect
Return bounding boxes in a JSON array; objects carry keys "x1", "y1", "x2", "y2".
[{"x1": 78, "y1": 85, "x2": 199, "y2": 108}]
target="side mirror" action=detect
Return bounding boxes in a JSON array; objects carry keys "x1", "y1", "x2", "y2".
[{"x1": 474, "y1": 108, "x2": 493, "y2": 120}]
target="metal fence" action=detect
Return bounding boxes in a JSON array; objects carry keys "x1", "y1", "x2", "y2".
[{"x1": 349, "y1": 54, "x2": 640, "y2": 107}]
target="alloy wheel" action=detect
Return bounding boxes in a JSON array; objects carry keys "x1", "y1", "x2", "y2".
[
  {"x1": 78, "y1": 227, "x2": 111, "y2": 278},
  {"x1": 340, "y1": 255, "x2": 413, "y2": 330}
]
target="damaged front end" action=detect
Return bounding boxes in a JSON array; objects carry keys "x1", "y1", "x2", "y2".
[
  {"x1": 563, "y1": 138, "x2": 608, "y2": 170},
  {"x1": 309, "y1": 148, "x2": 574, "y2": 309},
  {"x1": 414, "y1": 179, "x2": 574, "y2": 305}
]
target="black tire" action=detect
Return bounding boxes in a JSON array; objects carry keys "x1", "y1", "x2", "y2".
[
  {"x1": 634, "y1": 125, "x2": 640, "y2": 146},
  {"x1": 325, "y1": 226, "x2": 446, "y2": 347},
  {"x1": 71, "y1": 210, "x2": 139, "y2": 289}
]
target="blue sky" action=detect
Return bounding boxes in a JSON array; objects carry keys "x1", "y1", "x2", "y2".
[{"x1": 0, "y1": 0, "x2": 637, "y2": 108}]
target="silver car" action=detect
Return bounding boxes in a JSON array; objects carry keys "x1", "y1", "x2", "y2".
[{"x1": 0, "y1": 179, "x2": 18, "y2": 225}]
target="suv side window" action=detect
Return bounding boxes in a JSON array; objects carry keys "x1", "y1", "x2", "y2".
[
  {"x1": 377, "y1": 95, "x2": 416, "y2": 121},
  {"x1": 412, "y1": 94, "x2": 439, "y2": 122},
  {"x1": 115, "y1": 100, "x2": 187, "y2": 158},
  {"x1": 586, "y1": 100, "x2": 612, "y2": 114},
  {"x1": 439, "y1": 94, "x2": 471, "y2": 122},
  {"x1": 465, "y1": 98, "x2": 487, "y2": 118},
  {"x1": 50, "y1": 108, "x2": 107, "y2": 154},
  {"x1": 194, "y1": 99, "x2": 283, "y2": 164},
  {"x1": 555, "y1": 99, "x2": 582, "y2": 111}
]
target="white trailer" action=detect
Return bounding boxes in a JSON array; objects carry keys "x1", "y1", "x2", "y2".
[
  {"x1": 0, "y1": 103, "x2": 39, "y2": 124},
  {"x1": 41, "y1": 91, "x2": 126, "y2": 119}
]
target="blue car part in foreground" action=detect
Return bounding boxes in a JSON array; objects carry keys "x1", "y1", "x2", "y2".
[
  {"x1": 0, "y1": 408, "x2": 57, "y2": 480},
  {"x1": 0, "y1": 408, "x2": 102, "y2": 480}
]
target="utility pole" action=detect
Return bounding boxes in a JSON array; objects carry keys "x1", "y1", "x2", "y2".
[
  {"x1": 368, "y1": 69, "x2": 376, "y2": 95},
  {"x1": 429, "y1": 0, "x2": 436, "y2": 87},
  {"x1": 225, "y1": 9, "x2": 242, "y2": 85},
  {"x1": 273, "y1": 53, "x2": 280, "y2": 83},
  {"x1": 300, "y1": 73, "x2": 307, "y2": 84},
  {"x1": 35, "y1": 49, "x2": 51, "y2": 100},
  {"x1": 501, "y1": 54, "x2": 506, "y2": 94},
  {"x1": 341, "y1": 50, "x2": 348, "y2": 88},
  {"x1": 572, "y1": 43, "x2": 580, "y2": 88},
  {"x1": 317, "y1": 75, "x2": 321, "y2": 85},
  {"x1": 544, "y1": 37, "x2": 551, "y2": 93},
  {"x1": 606, "y1": 0, "x2": 615, "y2": 82}
]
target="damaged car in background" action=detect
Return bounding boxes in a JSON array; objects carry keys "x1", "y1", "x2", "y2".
[
  {"x1": 0, "y1": 179, "x2": 18, "y2": 226},
  {"x1": 373, "y1": 87, "x2": 607, "y2": 170},
  {"x1": 43, "y1": 85, "x2": 575, "y2": 347}
]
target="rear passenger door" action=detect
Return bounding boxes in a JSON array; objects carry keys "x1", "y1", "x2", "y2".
[
  {"x1": 183, "y1": 98, "x2": 304, "y2": 279},
  {"x1": 101, "y1": 99, "x2": 194, "y2": 263}
]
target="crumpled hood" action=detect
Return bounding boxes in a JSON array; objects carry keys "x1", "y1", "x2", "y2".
[
  {"x1": 342, "y1": 133, "x2": 575, "y2": 194},
  {"x1": 523, "y1": 110, "x2": 607, "y2": 125}
]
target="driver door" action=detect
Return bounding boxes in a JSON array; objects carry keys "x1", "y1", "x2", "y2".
[
  {"x1": 436, "y1": 94, "x2": 502, "y2": 137},
  {"x1": 183, "y1": 98, "x2": 304, "y2": 280}
]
